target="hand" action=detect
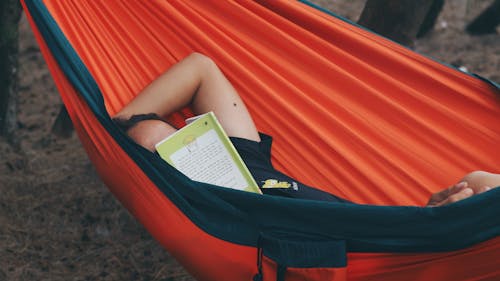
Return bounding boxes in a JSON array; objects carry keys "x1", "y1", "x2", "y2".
[{"x1": 426, "y1": 182, "x2": 491, "y2": 207}]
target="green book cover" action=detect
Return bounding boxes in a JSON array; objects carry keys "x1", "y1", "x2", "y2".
[{"x1": 155, "y1": 112, "x2": 261, "y2": 194}]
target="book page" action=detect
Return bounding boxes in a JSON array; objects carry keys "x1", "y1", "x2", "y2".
[{"x1": 169, "y1": 129, "x2": 248, "y2": 190}]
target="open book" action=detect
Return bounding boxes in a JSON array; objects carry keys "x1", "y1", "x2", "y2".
[{"x1": 155, "y1": 112, "x2": 261, "y2": 194}]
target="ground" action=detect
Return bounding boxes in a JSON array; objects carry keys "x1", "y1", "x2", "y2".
[{"x1": 0, "y1": 1, "x2": 498, "y2": 280}]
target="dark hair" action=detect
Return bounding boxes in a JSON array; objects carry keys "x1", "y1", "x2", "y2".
[{"x1": 113, "y1": 113, "x2": 167, "y2": 132}]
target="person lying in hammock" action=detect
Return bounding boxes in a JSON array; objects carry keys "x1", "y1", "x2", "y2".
[{"x1": 113, "y1": 52, "x2": 499, "y2": 207}]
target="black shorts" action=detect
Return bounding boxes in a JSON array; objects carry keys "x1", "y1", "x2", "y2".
[{"x1": 230, "y1": 133, "x2": 349, "y2": 203}]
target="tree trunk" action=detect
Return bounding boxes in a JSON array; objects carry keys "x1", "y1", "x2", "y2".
[
  {"x1": 417, "y1": 0, "x2": 445, "y2": 38},
  {"x1": 358, "y1": 0, "x2": 437, "y2": 47},
  {"x1": 0, "y1": 0, "x2": 22, "y2": 137},
  {"x1": 51, "y1": 105, "x2": 74, "y2": 138},
  {"x1": 466, "y1": 0, "x2": 500, "y2": 35}
]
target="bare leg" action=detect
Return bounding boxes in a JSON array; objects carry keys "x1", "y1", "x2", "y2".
[{"x1": 114, "y1": 53, "x2": 260, "y2": 142}]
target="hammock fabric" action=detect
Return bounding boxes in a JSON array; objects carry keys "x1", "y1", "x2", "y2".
[{"x1": 23, "y1": 0, "x2": 500, "y2": 280}]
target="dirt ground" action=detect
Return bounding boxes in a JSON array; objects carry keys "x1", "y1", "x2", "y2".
[{"x1": 0, "y1": 1, "x2": 498, "y2": 280}]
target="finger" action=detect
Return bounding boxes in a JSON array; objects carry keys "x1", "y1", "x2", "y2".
[
  {"x1": 449, "y1": 181, "x2": 468, "y2": 194},
  {"x1": 436, "y1": 187, "x2": 474, "y2": 207},
  {"x1": 431, "y1": 182, "x2": 468, "y2": 203}
]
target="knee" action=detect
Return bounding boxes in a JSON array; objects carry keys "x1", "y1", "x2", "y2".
[{"x1": 187, "y1": 52, "x2": 216, "y2": 69}]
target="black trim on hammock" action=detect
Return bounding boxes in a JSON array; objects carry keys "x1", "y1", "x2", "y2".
[{"x1": 24, "y1": 0, "x2": 500, "y2": 256}]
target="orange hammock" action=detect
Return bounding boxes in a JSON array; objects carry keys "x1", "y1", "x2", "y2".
[{"x1": 22, "y1": 0, "x2": 500, "y2": 280}]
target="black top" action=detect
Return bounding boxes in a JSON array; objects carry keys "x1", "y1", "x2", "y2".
[{"x1": 230, "y1": 133, "x2": 349, "y2": 203}]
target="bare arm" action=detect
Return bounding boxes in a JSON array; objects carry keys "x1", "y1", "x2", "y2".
[{"x1": 114, "y1": 52, "x2": 260, "y2": 142}]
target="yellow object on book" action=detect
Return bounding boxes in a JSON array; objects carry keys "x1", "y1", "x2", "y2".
[{"x1": 155, "y1": 112, "x2": 261, "y2": 194}]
